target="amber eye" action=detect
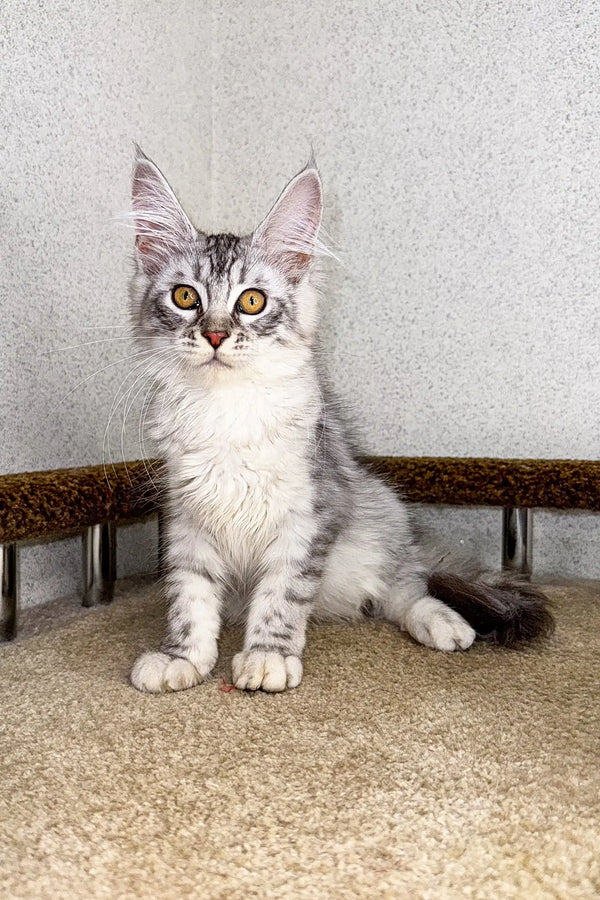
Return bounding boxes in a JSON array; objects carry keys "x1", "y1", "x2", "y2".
[
  {"x1": 237, "y1": 289, "x2": 266, "y2": 315},
  {"x1": 172, "y1": 285, "x2": 200, "y2": 310}
]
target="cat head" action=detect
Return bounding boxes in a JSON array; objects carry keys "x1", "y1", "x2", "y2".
[{"x1": 129, "y1": 148, "x2": 324, "y2": 383}]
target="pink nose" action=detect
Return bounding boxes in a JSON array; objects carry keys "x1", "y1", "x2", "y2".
[{"x1": 203, "y1": 331, "x2": 229, "y2": 348}]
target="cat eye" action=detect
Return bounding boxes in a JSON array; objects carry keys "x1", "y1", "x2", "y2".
[
  {"x1": 237, "y1": 289, "x2": 266, "y2": 316},
  {"x1": 172, "y1": 285, "x2": 200, "y2": 310}
]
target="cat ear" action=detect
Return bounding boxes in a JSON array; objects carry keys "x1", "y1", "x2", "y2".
[
  {"x1": 254, "y1": 166, "x2": 323, "y2": 276},
  {"x1": 131, "y1": 146, "x2": 196, "y2": 274}
]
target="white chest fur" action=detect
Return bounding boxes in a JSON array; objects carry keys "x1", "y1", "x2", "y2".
[{"x1": 155, "y1": 373, "x2": 319, "y2": 561}]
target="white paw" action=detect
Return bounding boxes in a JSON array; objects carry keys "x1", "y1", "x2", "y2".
[
  {"x1": 232, "y1": 650, "x2": 303, "y2": 692},
  {"x1": 405, "y1": 597, "x2": 476, "y2": 652},
  {"x1": 130, "y1": 651, "x2": 203, "y2": 693}
]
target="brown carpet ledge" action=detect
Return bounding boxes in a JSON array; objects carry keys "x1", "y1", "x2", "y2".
[
  {"x1": 4, "y1": 456, "x2": 600, "y2": 542},
  {"x1": 1, "y1": 578, "x2": 599, "y2": 899}
]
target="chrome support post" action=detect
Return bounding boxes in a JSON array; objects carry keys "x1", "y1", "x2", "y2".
[
  {"x1": 1, "y1": 543, "x2": 19, "y2": 641},
  {"x1": 502, "y1": 508, "x2": 533, "y2": 577},
  {"x1": 82, "y1": 523, "x2": 116, "y2": 607}
]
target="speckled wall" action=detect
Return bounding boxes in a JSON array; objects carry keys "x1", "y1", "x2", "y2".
[
  {"x1": 2, "y1": 0, "x2": 600, "y2": 606},
  {"x1": 1, "y1": 0, "x2": 212, "y2": 603},
  {"x1": 207, "y1": 0, "x2": 600, "y2": 578}
]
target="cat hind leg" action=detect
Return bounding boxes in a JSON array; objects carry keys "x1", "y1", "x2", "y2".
[{"x1": 378, "y1": 583, "x2": 476, "y2": 652}]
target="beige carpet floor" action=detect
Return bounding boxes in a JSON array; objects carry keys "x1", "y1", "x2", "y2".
[{"x1": 0, "y1": 578, "x2": 599, "y2": 899}]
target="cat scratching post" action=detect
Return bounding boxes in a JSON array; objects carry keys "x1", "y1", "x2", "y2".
[
  {"x1": 0, "y1": 543, "x2": 19, "y2": 641},
  {"x1": 82, "y1": 523, "x2": 116, "y2": 606},
  {"x1": 502, "y1": 508, "x2": 532, "y2": 576}
]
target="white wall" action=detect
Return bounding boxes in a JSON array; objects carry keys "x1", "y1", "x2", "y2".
[
  {"x1": 1, "y1": 0, "x2": 212, "y2": 603},
  {"x1": 210, "y1": 0, "x2": 600, "y2": 458},
  {"x1": 2, "y1": 0, "x2": 600, "y2": 607},
  {"x1": 1, "y1": 0, "x2": 212, "y2": 474},
  {"x1": 208, "y1": 0, "x2": 600, "y2": 576}
]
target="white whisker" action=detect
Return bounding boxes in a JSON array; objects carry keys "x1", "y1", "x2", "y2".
[
  {"x1": 138, "y1": 377, "x2": 168, "y2": 492},
  {"x1": 120, "y1": 358, "x2": 169, "y2": 484},
  {"x1": 102, "y1": 354, "x2": 160, "y2": 484},
  {"x1": 102, "y1": 348, "x2": 177, "y2": 481},
  {"x1": 75, "y1": 324, "x2": 135, "y2": 331},
  {"x1": 48, "y1": 335, "x2": 140, "y2": 353},
  {"x1": 44, "y1": 346, "x2": 165, "y2": 424}
]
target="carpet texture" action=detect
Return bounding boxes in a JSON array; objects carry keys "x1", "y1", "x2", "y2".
[
  {"x1": 1, "y1": 579, "x2": 598, "y2": 899},
  {"x1": 5, "y1": 457, "x2": 600, "y2": 542}
]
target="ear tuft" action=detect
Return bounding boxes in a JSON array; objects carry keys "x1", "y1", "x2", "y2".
[
  {"x1": 254, "y1": 167, "x2": 323, "y2": 277},
  {"x1": 131, "y1": 148, "x2": 196, "y2": 275}
]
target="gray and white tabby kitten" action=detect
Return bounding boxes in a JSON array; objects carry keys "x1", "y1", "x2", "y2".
[{"x1": 129, "y1": 149, "x2": 552, "y2": 694}]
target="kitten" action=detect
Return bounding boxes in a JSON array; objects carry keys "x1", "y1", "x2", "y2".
[{"x1": 129, "y1": 148, "x2": 553, "y2": 694}]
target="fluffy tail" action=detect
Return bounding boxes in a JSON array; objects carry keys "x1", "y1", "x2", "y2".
[{"x1": 427, "y1": 571, "x2": 554, "y2": 646}]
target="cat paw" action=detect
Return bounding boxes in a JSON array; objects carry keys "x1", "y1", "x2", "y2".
[
  {"x1": 405, "y1": 598, "x2": 476, "y2": 652},
  {"x1": 232, "y1": 650, "x2": 303, "y2": 692},
  {"x1": 130, "y1": 651, "x2": 204, "y2": 693}
]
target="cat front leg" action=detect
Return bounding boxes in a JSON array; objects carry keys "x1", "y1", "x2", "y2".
[
  {"x1": 232, "y1": 533, "x2": 320, "y2": 693},
  {"x1": 131, "y1": 532, "x2": 224, "y2": 694},
  {"x1": 232, "y1": 591, "x2": 310, "y2": 693}
]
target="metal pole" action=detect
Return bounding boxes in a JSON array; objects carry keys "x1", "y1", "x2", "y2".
[
  {"x1": 502, "y1": 508, "x2": 533, "y2": 576},
  {"x1": 82, "y1": 523, "x2": 116, "y2": 607},
  {"x1": 1, "y1": 543, "x2": 19, "y2": 641}
]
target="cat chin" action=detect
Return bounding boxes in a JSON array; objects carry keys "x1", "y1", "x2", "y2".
[
  {"x1": 182, "y1": 357, "x2": 248, "y2": 387},
  {"x1": 178, "y1": 352, "x2": 236, "y2": 374},
  {"x1": 199, "y1": 357, "x2": 233, "y2": 370}
]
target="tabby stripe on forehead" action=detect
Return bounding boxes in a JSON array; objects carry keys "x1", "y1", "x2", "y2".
[
  {"x1": 228, "y1": 258, "x2": 244, "y2": 294},
  {"x1": 206, "y1": 234, "x2": 241, "y2": 281},
  {"x1": 193, "y1": 259, "x2": 204, "y2": 283}
]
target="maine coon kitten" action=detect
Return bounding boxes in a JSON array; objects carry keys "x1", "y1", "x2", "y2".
[{"x1": 129, "y1": 149, "x2": 553, "y2": 694}]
